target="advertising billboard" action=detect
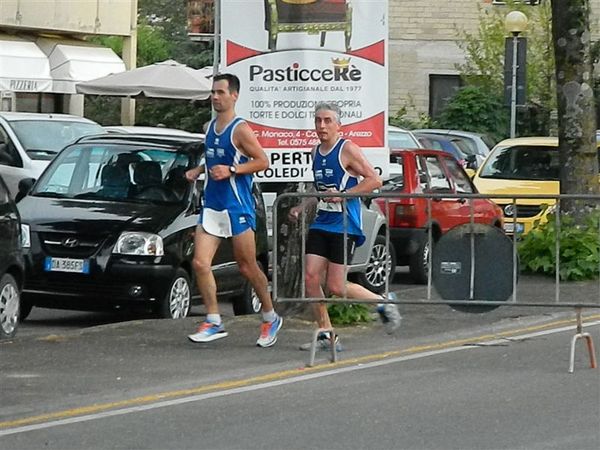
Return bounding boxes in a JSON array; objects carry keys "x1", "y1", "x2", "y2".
[{"x1": 221, "y1": 0, "x2": 389, "y2": 182}]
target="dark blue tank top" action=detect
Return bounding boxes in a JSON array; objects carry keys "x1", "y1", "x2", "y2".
[
  {"x1": 311, "y1": 138, "x2": 365, "y2": 246},
  {"x1": 203, "y1": 117, "x2": 254, "y2": 216}
]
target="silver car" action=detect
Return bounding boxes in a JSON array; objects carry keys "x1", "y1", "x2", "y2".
[{"x1": 265, "y1": 187, "x2": 395, "y2": 294}]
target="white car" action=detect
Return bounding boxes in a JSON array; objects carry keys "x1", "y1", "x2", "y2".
[
  {"x1": 0, "y1": 112, "x2": 104, "y2": 198},
  {"x1": 388, "y1": 125, "x2": 423, "y2": 150}
]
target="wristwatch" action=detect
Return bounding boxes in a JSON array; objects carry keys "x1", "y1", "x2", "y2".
[{"x1": 229, "y1": 165, "x2": 237, "y2": 174}]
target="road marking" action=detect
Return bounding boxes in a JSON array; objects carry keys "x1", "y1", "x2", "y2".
[{"x1": 1, "y1": 315, "x2": 599, "y2": 436}]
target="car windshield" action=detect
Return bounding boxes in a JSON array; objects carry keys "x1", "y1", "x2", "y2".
[
  {"x1": 33, "y1": 143, "x2": 193, "y2": 203},
  {"x1": 389, "y1": 130, "x2": 420, "y2": 149},
  {"x1": 478, "y1": 145, "x2": 560, "y2": 181},
  {"x1": 9, "y1": 120, "x2": 104, "y2": 160}
]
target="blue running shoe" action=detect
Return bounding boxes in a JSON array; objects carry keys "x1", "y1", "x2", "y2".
[
  {"x1": 256, "y1": 315, "x2": 283, "y2": 348},
  {"x1": 188, "y1": 321, "x2": 228, "y2": 343}
]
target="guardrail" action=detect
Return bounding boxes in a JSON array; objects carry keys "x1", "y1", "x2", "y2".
[{"x1": 272, "y1": 191, "x2": 600, "y2": 369}]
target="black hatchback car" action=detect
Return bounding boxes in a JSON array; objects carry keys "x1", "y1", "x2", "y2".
[
  {"x1": 0, "y1": 174, "x2": 24, "y2": 339},
  {"x1": 17, "y1": 134, "x2": 269, "y2": 320}
]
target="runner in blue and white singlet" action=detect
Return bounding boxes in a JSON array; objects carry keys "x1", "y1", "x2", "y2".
[
  {"x1": 311, "y1": 137, "x2": 365, "y2": 246},
  {"x1": 186, "y1": 73, "x2": 282, "y2": 348},
  {"x1": 201, "y1": 116, "x2": 255, "y2": 237}
]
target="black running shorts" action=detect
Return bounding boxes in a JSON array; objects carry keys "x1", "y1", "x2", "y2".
[{"x1": 305, "y1": 229, "x2": 357, "y2": 265}]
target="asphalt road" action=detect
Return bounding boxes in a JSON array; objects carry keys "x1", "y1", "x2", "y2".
[
  {"x1": 1, "y1": 320, "x2": 599, "y2": 450},
  {"x1": 2, "y1": 272, "x2": 600, "y2": 449}
]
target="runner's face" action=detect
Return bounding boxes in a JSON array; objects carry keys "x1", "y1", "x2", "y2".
[
  {"x1": 211, "y1": 80, "x2": 238, "y2": 113},
  {"x1": 314, "y1": 109, "x2": 341, "y2": 143}
]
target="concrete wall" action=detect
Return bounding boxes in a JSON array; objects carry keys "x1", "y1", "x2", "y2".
[
  {"x1": 389, "y1": 0, "x2": 600, "y2": 120},
  {"x1": 0, "y1": 0, "x2": 133, "y2": 36}
]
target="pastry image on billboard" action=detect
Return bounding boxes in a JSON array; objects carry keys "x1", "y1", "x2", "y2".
[{"x1": 264, "y1": 0, "x2": 353, "y2": 52}]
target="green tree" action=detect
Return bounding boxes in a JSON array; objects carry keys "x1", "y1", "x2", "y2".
[
  {"x1": 85, "y1": 1, "x2": 212, "y2": 130},
  {"x1": 436, "y1": 85, "x2": 507, "y2": 143},
  {"x1": 451, "y1": 0, "x2": 556, "y2": 137}
]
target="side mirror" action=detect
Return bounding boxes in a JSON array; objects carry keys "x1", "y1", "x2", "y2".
[{"x1": 16, "y1": 177, "x2": 36, "y2": 203}]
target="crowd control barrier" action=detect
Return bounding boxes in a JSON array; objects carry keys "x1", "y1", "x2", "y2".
[{"x1": 271, "y1": 191, "x2": 600, "y2": 369}]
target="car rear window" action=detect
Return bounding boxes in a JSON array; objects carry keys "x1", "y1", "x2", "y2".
[
  {"x1": 389, "y1": 131, "x2": 420, "y2": 149},
  {"x1": 479, "y1": 145, "x2": 560, "y2": 181}
]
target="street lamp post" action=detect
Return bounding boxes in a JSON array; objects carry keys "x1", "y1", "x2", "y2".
[{"x1": 504, "y1": 11, "x2": 528, "y2": 139}]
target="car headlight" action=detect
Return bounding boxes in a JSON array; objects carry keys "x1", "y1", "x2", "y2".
[
  {"x1": 21, "y1": 224, "x2": 31, "y2": 248},
  {"x1": 113, "y1": 232, "x2": 164, "y2": 256}
]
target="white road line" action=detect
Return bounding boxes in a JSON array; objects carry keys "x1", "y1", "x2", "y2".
[{"x1": 2, "y1": 321, "x2": 598, "y2": 437}]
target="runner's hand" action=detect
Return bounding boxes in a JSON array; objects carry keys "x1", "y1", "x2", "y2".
[{"x1": 209, "y1": 165, "x2": 232, "y2": 181}]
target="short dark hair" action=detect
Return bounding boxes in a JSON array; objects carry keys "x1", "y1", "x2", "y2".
[{"x1": 213, "y1": 73, "x2": 240, "y2": 93}]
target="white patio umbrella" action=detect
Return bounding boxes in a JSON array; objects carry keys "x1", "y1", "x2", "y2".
[{"x1": 75, "y1": 59, "x2": 212, "y2": 100}]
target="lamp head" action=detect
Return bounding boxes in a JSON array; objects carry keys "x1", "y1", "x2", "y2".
[{"x1": 504, "y1": 11, "x2": 528, "y2": 36}]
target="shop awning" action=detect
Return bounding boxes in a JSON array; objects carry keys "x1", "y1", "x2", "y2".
[
  {"x1": 37, "y1": 38, "x2": 126, "y2": 94},
  {"x1": 0, "y1": 35, "x2": 53, "y2": 92}
]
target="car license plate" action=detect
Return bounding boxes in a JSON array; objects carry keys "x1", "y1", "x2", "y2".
[
  {"x1": 503, "y1": 222, "x2": 524, "y2": 234},
  {"x1": 44, "y1": 257, "x2": 90, "y2": 274}
]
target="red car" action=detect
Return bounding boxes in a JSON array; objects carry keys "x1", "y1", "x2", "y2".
[{"x1": 376, "y1": 149, "x2": 504, "y2": 283}]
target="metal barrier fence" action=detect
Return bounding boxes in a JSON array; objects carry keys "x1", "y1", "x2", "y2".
[{"x1": 271, "y1": 191, "x2": 600, "y2": 369}]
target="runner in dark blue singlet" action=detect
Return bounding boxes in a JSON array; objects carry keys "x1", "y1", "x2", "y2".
[
  {"x1": 289, "y1": 102, "x2": 402, "y2": 350},
  {"x1": 185, "y1": 74, "x2": 282, "y2": 348}
]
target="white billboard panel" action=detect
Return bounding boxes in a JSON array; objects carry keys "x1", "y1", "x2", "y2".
[{"x1": 221, "y1": 0, "x2": 389, "y2": 181}]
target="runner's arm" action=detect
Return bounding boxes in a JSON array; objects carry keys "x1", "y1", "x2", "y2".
[
  {"x1": 232, "y1": 122, "x2": 269, "y2": 174},
  {"x1": 341, "y1": 141, "x2": 382, "y2": 195}
]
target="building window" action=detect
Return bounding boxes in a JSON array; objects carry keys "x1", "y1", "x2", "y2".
[{"x1": 429, "y1": 74, "x2": 461, "y2": 120}]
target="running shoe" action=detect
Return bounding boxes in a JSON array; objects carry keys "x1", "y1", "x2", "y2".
[
  {"x1": 377, "y1": 292, "x2": 402, "y2": 334},
  {"x1": 188, "y1": 321, "x2": 228, "y2": 343},
  {"x1": 299, "y1": 332, "x2": 343, "y2": 352},
  {"x1": 256, "y1": 315, "x2": 283, "y2": 348}
]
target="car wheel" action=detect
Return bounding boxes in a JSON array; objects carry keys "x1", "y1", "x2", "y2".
[
  {"x1": 232, "y1": 261, "x2": 264, "y2": 316},
  {"x1": 355, "y1": 234, "x2": 396, "y2": 294},
  {"x1": 409, "y1": 238, "x2": 430, "y2": 284},
  {"x1": 0, "y1": 274, "x2": 20, "y2": 339},
  {"x1": 157, "y1": 268, "x2": 191, "y2": 319}
]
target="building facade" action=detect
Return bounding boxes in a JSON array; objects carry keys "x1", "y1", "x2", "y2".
[
  {"x1": 389, "y1": 0, "x2": 600, "y2": 121},
  {"x1": 0, "y1": 0, "x2": 137, "y2": 119}
]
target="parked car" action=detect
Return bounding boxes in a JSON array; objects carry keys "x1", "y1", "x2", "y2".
[
  {"x1": 104, "y1": 125, "x2": 205, "y2": 140},
  {"x1": 260, "y1": 182, "x2": 395, "y2": 293},
  {"x1": 376, "y1": 149, "x2": 504, "y2": 283},
  {"x1": 473, "y1": 137, "x2": 600, "y2": 236},
  {"x1": 0, "y1": 112, "x2": 105, "y2": 198},
  {"x1": 413, "y1": 132, "x2": 473, "y2": 169},
  {"x1": 388, "y1": 125, "x2": 422, "y2": 150},
  {"x1": 0, "y1": 174, "x2": 24, "y2": 339},
  {"x1": 413, "y1": 129, "x2": 493, "y2": 168},
  {"x1": 17, "y1": 133, "x2": 269, "y2": 320}
]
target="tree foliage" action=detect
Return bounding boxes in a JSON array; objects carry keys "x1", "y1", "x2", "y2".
[
  {"x1": 84, "y1": 0, "x2": 212, "y2": 130},
  {"x1": 446, "y1": 1, "x2": 556, "y2": 138},
  {"x1": 519, "y1": 212, "x2": 600, "y2": 281},
  {"x1": 435, "y1": 85, "x2": 507, "y2": 143}
]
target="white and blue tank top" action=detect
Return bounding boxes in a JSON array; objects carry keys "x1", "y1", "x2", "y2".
[
  {"x1": 311, "y1": 138, "x2": 365, "y2": 246},
  {"x1": 202, "y1": 117, "x2": 255, "y2": 235}
]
